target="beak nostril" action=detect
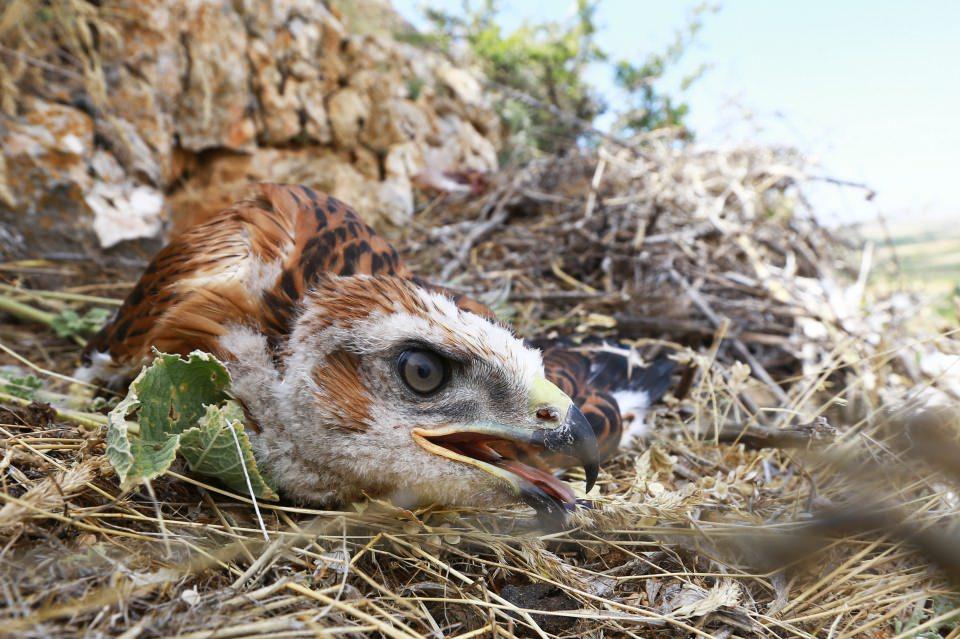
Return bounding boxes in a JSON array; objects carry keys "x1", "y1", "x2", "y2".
[{"x1": 536, "y1": 407, "x2": 559, "y2": 422}]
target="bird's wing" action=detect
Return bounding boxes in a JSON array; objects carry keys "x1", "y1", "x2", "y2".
[
  {"x1": 537, "y1": 346, "x2": 626, "y2": 462},
  {"x1": 82, "y1": 183, "x2": 408, "y2": 376},
  {"x1": 537, "y1": 341, "x2": 676, "y2": 462}
]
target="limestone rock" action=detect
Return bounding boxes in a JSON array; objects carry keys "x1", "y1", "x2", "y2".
[
  {"x1": 86, "y1": 182, "x2": 165, "y2": 249},
  {"x1": 299, "y1": 81, "x2": 332, "y2": 144},
  {"x1": 245, "y1": 5, "x2": 335, "y2": 146},
  {"x1": 249, "y1": 39, "x2": 302, "y2": 144},
  {"x1": 176, "y1": 0, "x2": 256, "y2": 152},
  {"x1": 2, "y1": 99, "x2": 94, "y2": 203},
  {"x1": 0, "y1": 99, "x2": 167, "y2": 260},
  {"x1": 98, "y1": 1, "x2": 184, "y2": 187},
  {"x1": 0, "y1": 100, "x2": 95, "y2": 257},
  {"x1": 167, "y1": 147, "x2": 415, "y2": 233},
  {"x1": 3, "y1": 0, "x2": 502, "y2": 257},
  {"x1": 437, "y1": 63, "x2": 484, "y2": 109},
  {"x1": 363, "y1": 98, "x2": 436, "y2": 152},
  {"x1": 384, "y1": 142, "x2": 425, "y2": 182},
  {"x1": 328, "y1": 87, "x2": 371, "y2": 150}
]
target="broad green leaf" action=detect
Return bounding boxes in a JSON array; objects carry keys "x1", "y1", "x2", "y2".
[
  {"x1": 134, "y1": 351, "x2": 230, "y2": 440},
  {"x1": 106, "y1": 371, "x2": 181, "y2": 489},
  {"x1": 106, "y1": 391, "x2": 139, "y2": 485},
  {"x1": 123, "y1": 434, "x2": 181, "y2": 489},
  {"x1": 180, "y1": 402, "x2": 278, "y2": 501},
  {"x1": 105, "y1": 350, "x2": 277, "y2": 500}
]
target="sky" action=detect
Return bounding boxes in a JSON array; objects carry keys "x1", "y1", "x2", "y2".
[{"x1": 393, "y1": 1, "x2": 960, "y2": 227}]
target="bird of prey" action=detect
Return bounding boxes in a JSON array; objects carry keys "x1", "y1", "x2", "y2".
[{"x1": 79, "y1": 184, "x2": 672, "y2": 521}]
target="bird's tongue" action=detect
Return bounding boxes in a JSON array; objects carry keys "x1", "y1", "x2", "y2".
[{"x1": 497, "y1": 459, "x2": 575, "y2": 504}]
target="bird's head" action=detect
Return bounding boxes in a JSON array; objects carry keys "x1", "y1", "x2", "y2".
[{"x1": 239, "y1": 275, "x2": 599, "y2": 522}]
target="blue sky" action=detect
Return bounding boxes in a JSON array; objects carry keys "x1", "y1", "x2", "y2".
[{"x1": 394, "y1": 1, "x2": 960, "y2": 226}]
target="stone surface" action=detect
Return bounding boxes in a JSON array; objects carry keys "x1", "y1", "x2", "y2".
[
  {"x1": 176, "y1": 0, "x2": 256, "y2": 152},
  {"x1": 0, "y1": 0, "x2": 501, "y2": 261},
  {"x1": 167, "y1": 146, "x2": 415, "y2": 232},
  {"x1": 328, "y1": 87, "x2": 371, "y2": 151},
  {"x1": 86, "y1": 182, "x2": 165, "y2": 249},
  {"x1": 3, "y1": 99, "x2": 95, "y2": 200},
  {"x1": 0, "y1": 98, "x2": 167, "y2": 259},
  {"x1": 0, "y1": 99, "x2": 96, "y2": 258}
]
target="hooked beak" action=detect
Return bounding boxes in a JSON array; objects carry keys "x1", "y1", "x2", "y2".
[
  {"x1": 411, "y1": 377, "x2": 601, "y2": 523},
  {"x1": 530, "y1": 403, "x2": 600, "y2": 491}
]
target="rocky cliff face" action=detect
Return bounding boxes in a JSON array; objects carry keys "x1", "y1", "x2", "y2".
[{"x1": 0, "y1": 0, "x2": 499, "y2": 261}]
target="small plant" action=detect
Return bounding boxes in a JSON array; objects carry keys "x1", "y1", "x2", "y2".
[
  {"x1": 415, "y1": 0, "x2": 606, "y2": 159},
  {"x1": 611, "y1": 3, "x2": 716, "y2": 139},
  {"x1": 406, "y1": 76, "x2": 426, "y2": 100},
  {"x1": 0, "y1": 371, "x2": 43, "y2": 400},
  {"x1": 51, "y1": 307, "x2": 111, "y2": 339},
  {"x1": 893, "y1": 596, "x2": 960, "y2": 637},
  {"x1": 0, "y1": 0, "x2": 117, "y2": 115},
  {"x1": 107, "y1": 351, "x2": 278, "y2": 500},
  {"x1": 407, "y1": 1, "x2": 713, "y2": 158}
]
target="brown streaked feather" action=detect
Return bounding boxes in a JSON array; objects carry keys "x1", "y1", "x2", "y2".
[
  {"x1": 410, "y1": 276, "x2": 498, "y2": 322},
  {"x1": 312, "y1": 351, "x2": 372, "y2": 431},
  {"x1": 83, "y1": 183, "x2": 409, "y2": 369},
  {"x1": 540, "y1": 347, "x2": 590, "y2": 398},
  {"x1": 84, "y1": 208, "x2": 274, "y2": 364},
  {"x1": 578, "y1": 390, "x2": 624, "y2": 461},
  {"x1": 297, "y1": 275, "x2": 429, "y2": 335}
]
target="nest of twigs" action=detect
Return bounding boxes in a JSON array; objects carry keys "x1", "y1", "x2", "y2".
[{"x1": 1, "y1": 134, "x2": 959, "y2": 638}]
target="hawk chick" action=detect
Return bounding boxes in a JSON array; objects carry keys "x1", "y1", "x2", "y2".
[{"x1": 79, "y1": 184, "x2": 664, "y2": 520}]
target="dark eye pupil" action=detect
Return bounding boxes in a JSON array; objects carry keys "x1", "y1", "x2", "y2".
[{"x1": 399, "y1": 349, "x2": 448, "y2": 395}]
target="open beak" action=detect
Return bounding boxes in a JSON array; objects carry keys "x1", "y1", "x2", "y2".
[{"x1": 411, "y1": 377, "x2": 601, "y2": 524}]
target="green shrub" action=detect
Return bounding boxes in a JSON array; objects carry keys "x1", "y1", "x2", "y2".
[
  {"x1": 612, "y1": 3, "x2": 715, "y2": 139},
  {"x1": 408, "y1": 1, "x2": 715, "y2": 159}
]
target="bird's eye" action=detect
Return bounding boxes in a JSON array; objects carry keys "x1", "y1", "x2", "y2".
[{"x1": 398, "y1": 349, "x2": 449, "y2": 395}]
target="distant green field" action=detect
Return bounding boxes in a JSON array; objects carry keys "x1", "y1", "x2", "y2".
[{"x1": 867, "y1": 220, "x2": 960, "y2": 320}]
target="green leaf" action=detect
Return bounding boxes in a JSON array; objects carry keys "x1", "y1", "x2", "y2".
[
  {"x1": 51, "y1": 307, "x2": 112, "y2": 339},
  {"x1": 106, "y1": 391, "x2": 138, "y2": 485},
  {"x1": 124, "y1": 434, "x2": 182, "y2": 489},
  {"x1": 105, "y1": 350, "x2": 277, "y2": 500},
  {"x1": 0, "y1": 371, "x2": 43, "y2": 400},
  {"x1": 133, "y1": 351, "x2": 230, "y2": 440},
  {"x1": 106, "y1": 378, "x2": 181, "y2": 489},
  {"x1": 180, "y1": 402, "x2": 278, "y2": 501}
]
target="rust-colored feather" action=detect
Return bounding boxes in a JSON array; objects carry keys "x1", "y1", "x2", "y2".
[
  {"x1": 312, "y1": 351, "x2": 372, "y2": 431},
  {"x1": 83, "y1": 183, "x2": 409, "y2": 368}
]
